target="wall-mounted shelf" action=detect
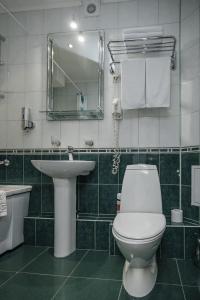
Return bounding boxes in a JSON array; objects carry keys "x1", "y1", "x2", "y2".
[{"x1": 107, "y1": 35, "x2": 176, "y2": 73}]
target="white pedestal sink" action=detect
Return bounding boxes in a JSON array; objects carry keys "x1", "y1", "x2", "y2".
[{"x1": 31, "y1": 160, "x2": 95, "y2": 258}]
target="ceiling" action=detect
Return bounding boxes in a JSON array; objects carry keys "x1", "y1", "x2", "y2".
[{"x1": 0, "y1": 0, "x2": 129, "y2": 13}]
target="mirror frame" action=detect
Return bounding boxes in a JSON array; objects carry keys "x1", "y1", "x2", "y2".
[{"x1": 47, "y1": 30, "x2": 104, "y2": 120}]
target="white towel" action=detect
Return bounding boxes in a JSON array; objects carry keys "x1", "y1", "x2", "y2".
[
  {"x1": 146, "y1": 56, "x2": 171, "y2": 108},
  {"x1": 123, "y1": 26, "x2": 163, "y2": 40},
  {"x1": 0, "y1": 190, "x2": 7, "y2": 217},
  {"x1": 121, "y1": 59, "x2": 146, "y2": 109}
]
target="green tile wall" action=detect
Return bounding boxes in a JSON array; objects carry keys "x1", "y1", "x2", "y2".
[
  {"x1": 0, "y1": 149, "x2": 199, "y2": 258},
  {"x1": 181, "y1": 152, "x2": 200, "y2": 222},
  {"x1": 0, "y1": 152, "x2": 184, "y2": 218}
]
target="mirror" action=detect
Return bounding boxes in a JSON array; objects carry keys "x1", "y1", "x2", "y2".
[{"x1": 47, "y1": 30, "x2": 104, "y2": 120}]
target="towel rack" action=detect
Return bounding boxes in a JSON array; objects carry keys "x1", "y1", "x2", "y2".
[{"x1": 107, "y1": 35, "x2": 176, "y2": 74}]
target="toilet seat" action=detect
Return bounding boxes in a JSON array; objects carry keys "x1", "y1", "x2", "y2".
[{"x1": 113, "y1": 212, "x2": 166, "y2": 242}]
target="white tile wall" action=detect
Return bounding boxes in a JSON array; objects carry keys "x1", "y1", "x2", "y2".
[
  {"x1": 0, "y1": 0, "x2": 183, "y2": 149},
  {"x1": 181, "y1": 2, "x2": 200, "y2": 146}
]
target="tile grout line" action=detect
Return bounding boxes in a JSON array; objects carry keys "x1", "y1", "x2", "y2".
[
  {"x1": 94, "y1": 221, "x2": 96, "y2": 250},
  {"x1": 0, "y1": 271, "x2": 17, "y2": 289},
  {"x1": 69, "y1": 275, "x2": 122, "y2": 282},
  {"x1": 18, "y1": 271, "x2": 67, "y2": 278},
  {"x1": 175, "y1": 259, "x2": 187, "y2": 300},
  {"x1": 17, "y1": 247, "x2": 50, "y2": 273},
  {"x1": 183, "y1": 227, "x2": 185, "y2": 260},
  {"x1": 0, "y1": 247, "x2": 49, "y2": 289},
  {"x1": 51, "y1": 250, "x2": 90, "y2": 299}
]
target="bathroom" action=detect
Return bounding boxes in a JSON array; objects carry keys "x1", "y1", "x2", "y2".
[{"x1": 0, "y1": 0, "x2": 199, "y2": 299}]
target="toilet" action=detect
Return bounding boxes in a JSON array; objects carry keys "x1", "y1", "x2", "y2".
[
  {"x1": 112, "y1": 164, "x2": 166, "y2": 298},
  {"x1": 0, "y1": 185, "x2": 32, "y2": 255}
]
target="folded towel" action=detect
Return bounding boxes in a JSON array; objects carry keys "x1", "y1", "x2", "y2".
[
  {"x1": 146, "y1": 56, "x2": 171, "y2": 108},
  {"x1": 123, "y1": 26, "x2": 163, "y2": 40},
  {"x1": 0, "y1": 190, "x2": 7, "y2": 217},
  {"x1": 121, "y1": 58, "x2": 146, "y2": 109}
]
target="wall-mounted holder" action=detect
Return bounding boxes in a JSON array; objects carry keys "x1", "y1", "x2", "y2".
[
  {"x1": 107, "y1": 35, "x2": 176, "y2": 74},
  {"x1": 85, "y1": 139, "x2": 94, "y2": 147},
  {"x1": 22, "y1": 107, "x2": 35, "y2": 131}
]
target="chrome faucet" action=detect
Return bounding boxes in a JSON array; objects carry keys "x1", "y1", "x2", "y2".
[
  {"x1": 67, "y1": 146, "x2": 74, "y2": 161},
  {"x1": 0, "y1": 159, "x2": 10, "y2": 167}
]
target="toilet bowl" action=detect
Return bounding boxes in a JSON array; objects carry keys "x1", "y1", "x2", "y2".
[
  {"x1": 112, "y1": 164, "x2": 166, "y2": 298},
  {"x1": 0, "y1": 185, "x2": 32, "y2": 255}
]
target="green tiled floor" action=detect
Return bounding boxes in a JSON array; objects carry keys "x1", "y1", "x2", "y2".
[{"x1": 0, "y1": 246, "x2": 199, "y2": 300}]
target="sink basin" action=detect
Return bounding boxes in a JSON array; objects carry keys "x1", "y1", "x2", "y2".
[
  {"x1": 31, "y1": 160, "x2": 95, "y2": 179},
  {"x1": 31, "y1": 159, "x2": 95, "y2": 258}
]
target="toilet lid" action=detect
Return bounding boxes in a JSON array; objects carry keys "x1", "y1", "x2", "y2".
[{"x1": 113, "y1": 212, "x2": 166, "y2": 240}]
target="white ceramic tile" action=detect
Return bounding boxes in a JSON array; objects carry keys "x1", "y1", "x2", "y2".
[
  {"x1": 0, "y1": 120, "x2": 7, "y2": 148},
  {"x1": 138, "y1": 117, "x2": 160, "y2": 147},
  {"x1": 60, "y1": 121, "x2": 80, "y2": 148},
  {"x1": 181, "y1": 112, "x2": 200, "y2": 146},
  {"x1": 181, "y1": 44, "x2": 200, "y2": 81},
  {"x1": 158, "y1": 0, "x2": 180, "y2": 24},
  {"x1": 79, "y1": 120, "x2": 99, "y2": 148},
  {"x1": 23, "y1": 120, "x2": 42, "y2": 148},
  {"x1": 26, "y1": 10, "x2": 44, "y2": 35},
  {"x1": 42, "y1": 120, "x2": 61, "y2": 148},
  {"x1": 0, "y1": 94, "x2": 8, "y2": 121},
  {"x1": 79, "y1": 14, "x2": 100, "y2": 31},
  {"x1": 181, "y1": 77, "x2": 200, "y2": 114},
  {"x1": 7, "y1": 93, "x2": 25, "y2": 121},
  {"x1": 98, "y1": 118, "x2": 113, "y2": 148},
  {"x1": 138, "y1": 0, "x2": 159, "y2": 26},
  {"x1": 181, "y1": 0, "x2": 199, "y2": 20},
  {"x1": 119, "y1": 110, "x2": 139, "y2": 147},
  {"x1": 0, "y1": 65, "x2": 8, "y2": 93},
  {"x1": 0, "y1": 94, "x2": 7, "y2": 121},
  {"x1": 138, "y1": 108, "x2": 160, "y2": 118},
  {"x1": 24, "y1": 92, "x2": 45, "y2": 121},
  {"x1": 44, "y1": 8, "x2": 62, "y2": 34},
  {"x1": 117, "y1": 0, "x2": 138, "y2": 29},
  {"x1": 25, "y1": 64, "x2": 43, "y2": 92},
  {"x1": 99, "y1": 2, "x2": 118, "y2": 29},
  {"x1": 7, "y1": 11, "x2": 27, "y2": 37},
  {"x1": 25, "y1": 35, "x2": 44, "y2": 64},
  {"x1": 1, "y1": 38, "x2": 8, "y2": 65},
  {"x1": 160, "y1": 83, "x2": 180, "y2": 117},
  {"x1": 6, "y1": 120, "x2": 24, "y2": 148},
  {"x1": 192, "y1": 76, "x2": 200, "y2": 112},
  {"x1": 159, "y1": 115, "x2": 180, "y2": 147},
  {"x1": 0, "y1": 13, "x2": 8, "y2": 37},
  {"x1": 181, "y1": 10, "x2": 199, "y2": 50},
  {"x1": 181, "y1": 80, "x2": 193, "y2": 115},
  {"x1": 8, "y1": 65, "x2": 25, "y2": 93},
  {"x1": 42, "y1": 63, "x2": 47, "y2": 92},
  {"x1": 8, "y1": 36, "x2": 26, "y2": 65}
]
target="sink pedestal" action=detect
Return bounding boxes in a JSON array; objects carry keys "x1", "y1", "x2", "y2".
[
  {"x1": 53, "y1": 178, "x2": 76, "y2": 257},
  {"x1": 31, "y1": 160, "x2": 95, "y2": 258}
]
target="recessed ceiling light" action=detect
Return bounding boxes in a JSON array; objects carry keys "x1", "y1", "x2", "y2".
[
  {"x1": 78, "y1": 33, "x2": 85, "y2": 43},
  {"x1": 68, "y1": 43, "x2": 73, "y2": 48},
  {"x1": 70, "y1": 20, "x2": 78, "y2": 30}
]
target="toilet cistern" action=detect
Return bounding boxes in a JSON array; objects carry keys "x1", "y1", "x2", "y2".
[{"x1": 67, "y1": 146, "x2": 74, "y2": 161}]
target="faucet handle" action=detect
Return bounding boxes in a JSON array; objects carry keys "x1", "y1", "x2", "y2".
[{"x1": 68, "y1": 146, "x2": 74, "y2": 153}]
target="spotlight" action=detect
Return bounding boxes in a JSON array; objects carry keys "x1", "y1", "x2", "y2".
[
  {"x1": 78, "y1": 33, "x2": 85, "y2": 43},
  {"x1": 70, "y1": 20, "x2": 78, "y2": 30},
  {"x1": 68, "y1": 43, "x2": 73, "y2": 48}
]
